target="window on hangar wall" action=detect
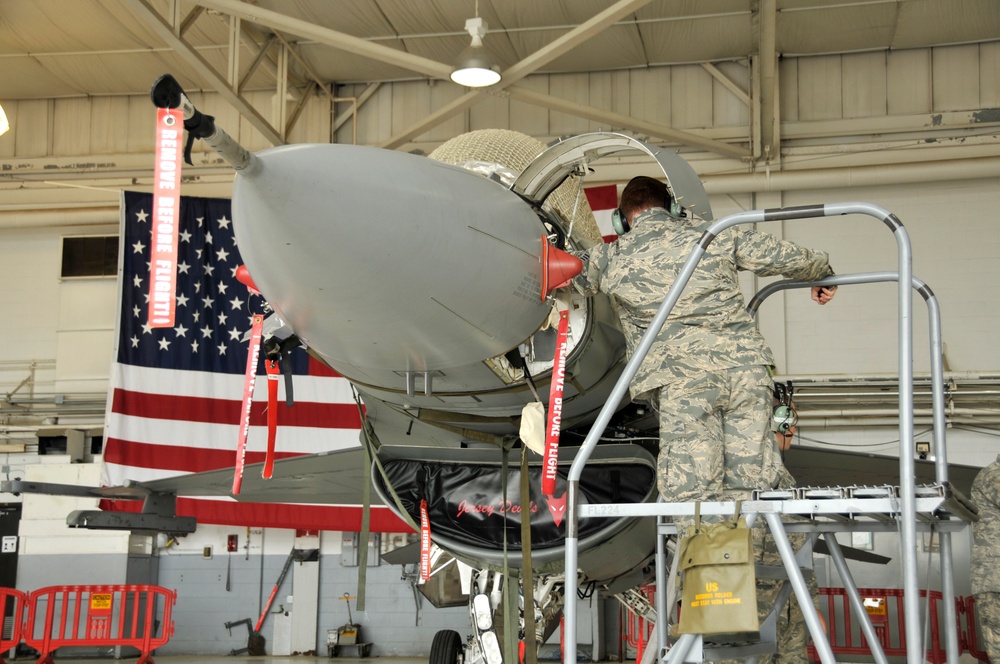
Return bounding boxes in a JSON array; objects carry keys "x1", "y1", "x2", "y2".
[{"x1": 61, "y1": 236, "x2": 119, "y2": 278}]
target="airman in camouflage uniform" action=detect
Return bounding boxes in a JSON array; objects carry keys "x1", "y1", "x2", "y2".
[
  {"x1": 971, "y1": 454, "x2": 1000, "y2": 662},
  {"x1": 574, "y1": 176, "x2": 833, "y2": 661},
  {"x1": 573, "y1": 176, "x2": 836, "y2": 505}
]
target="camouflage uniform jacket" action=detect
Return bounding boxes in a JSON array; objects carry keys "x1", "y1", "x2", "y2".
[
  {"x1": 972, "y1": 454, "x2": 1000, "y2": 594},
  {"x1": 575, "y1": 207, "x2": 834, "y2": 400}
]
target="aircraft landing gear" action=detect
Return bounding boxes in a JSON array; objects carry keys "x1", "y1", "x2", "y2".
[{"x1": 429, "y1": 629, "x2": 464, "y2": 664}]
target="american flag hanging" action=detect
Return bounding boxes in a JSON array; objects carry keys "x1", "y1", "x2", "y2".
[
  {"x1": 102, "y1": 191, "x2": 406, "y2": 532},
  {"x1": 583, "y1": 184, "x2": 620, "y2": 243}
]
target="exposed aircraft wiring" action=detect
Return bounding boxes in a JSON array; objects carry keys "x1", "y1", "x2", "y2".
[
  {"x1": 516, "y1": 345, "x2": 543, "y2": 404},
  {"x1": 601, "y1": 435, "x2": 659, "y2": 442},
  {"x1": 577, "y1": 579, "x2": 596, "y2": 600},
  {"x1": 564, "y1": 169, "x2": 586, "y2": 241},
  {"x1": 559, "y1": 427, "x2": 659, "y2": 444},
  {"x1": 18, "y1": 179, "x2": 120, "y2": 193}
]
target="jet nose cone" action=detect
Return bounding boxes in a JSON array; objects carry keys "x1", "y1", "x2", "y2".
[{"x1": 231, "y1": 144, "x2": 552, "y2": 374}]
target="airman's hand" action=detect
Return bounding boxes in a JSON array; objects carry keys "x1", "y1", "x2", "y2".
[{"x1": 811, "y1": 285, "x2": 837, "y2": 305}]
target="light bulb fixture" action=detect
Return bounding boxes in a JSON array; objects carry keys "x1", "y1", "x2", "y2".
[
  {"x1": 450, "y1": 17, "x2": 501, "y2": 88},
  {"x1": 0, "y1": 104, "x2": 9, "y2": 137}
]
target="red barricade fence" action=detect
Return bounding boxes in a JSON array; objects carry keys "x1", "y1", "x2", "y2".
[
  {"x1": 623, "y1": 585, "x2": 656, "y2": 663},
  {"x1": 963, "y1": 595, "x2": 993, "y2": 663},
  {"x1": 610, "y1": 583, "x2": 989, "y2": 662},
  {"x1": 23, "y1": 585, "x2": 175, "y2": 664},
  {"x1": 807, "y1": 587, "x2": 992, "y2": 663},
  {"x1": 1, "y1": 587, "x2": 28, "y2": 664}
]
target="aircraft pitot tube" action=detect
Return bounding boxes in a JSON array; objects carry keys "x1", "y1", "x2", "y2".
[{"x1": 151, "y1": 74, "x2": 253, "y2": 170}]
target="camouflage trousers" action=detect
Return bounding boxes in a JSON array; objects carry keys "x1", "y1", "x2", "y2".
[
  {"x1": 658, "y1": 365, "x2": 814, "y2": 661},
  {"x1": 655, "y1": 365, "x2": 783, "y2": 505},
  {"x1": 975, "y1": 591, "x2": 1000, "y2": 663}
]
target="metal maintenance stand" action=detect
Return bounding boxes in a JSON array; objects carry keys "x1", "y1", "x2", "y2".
[{"x1": 562, "y1": 202, "x2": 975, "y2": 664}]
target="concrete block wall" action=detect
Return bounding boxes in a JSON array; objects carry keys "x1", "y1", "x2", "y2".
[
  {"x1": 153, "y1": 525, "x2": 602, "y2": 657},
  {"x1": 159, "y1": 526, "x2": 469, "y2": 657},
  {"x1": 155, "y1": 535, "x2": 481, "y2": 657}
]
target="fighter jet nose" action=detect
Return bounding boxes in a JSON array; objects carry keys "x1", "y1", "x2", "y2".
[{"x1": 231, "y1": 143, "x2": 553, "y2": 374}]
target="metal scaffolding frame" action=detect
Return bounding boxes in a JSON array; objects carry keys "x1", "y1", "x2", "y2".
[{"x1": 562, "y1": 202, "x2": 975, "y2": 663}]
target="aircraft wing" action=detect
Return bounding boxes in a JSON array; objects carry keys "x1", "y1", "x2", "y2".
[
  {"x1": 783, "y1": 445, "x2": 979, "y2": 499},
  {"x1": 129, "y1": 444, "x2": 977, "y2": 508},
  {"x1": 137, "y1": 447, "x2": 383, "y2": 506}
]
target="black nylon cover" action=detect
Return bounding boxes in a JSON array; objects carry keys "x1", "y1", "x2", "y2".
[{"x1": 378, "y1": 457, "x2": 655, "y2": 551}]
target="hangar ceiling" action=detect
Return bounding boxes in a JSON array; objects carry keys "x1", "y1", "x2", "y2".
[
  {"x1": 4, "y1": 0, "x2": 1000, "y2": 99},
  {"x1": 3, "y1": 0, "x2": 999, "y2": 149}
]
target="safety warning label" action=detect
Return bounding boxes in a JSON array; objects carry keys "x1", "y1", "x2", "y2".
[{"x1": 90, "y1": 593, "x2": 112, "y2": 611}]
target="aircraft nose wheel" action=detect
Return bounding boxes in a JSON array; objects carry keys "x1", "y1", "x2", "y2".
[{"x1": 429, "y1": 629, "x2": 463, "y2": 664}]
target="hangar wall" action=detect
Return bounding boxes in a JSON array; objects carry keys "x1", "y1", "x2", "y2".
[
  {"x1": 152, "y1": 531, "x2": 482, "y2": 657},
  {"x1": 1, "y1": 43, "x2": 999, "y2": 655},
  {"x1": 2, "y1": 45, "x2": 998, "y2": 396}
]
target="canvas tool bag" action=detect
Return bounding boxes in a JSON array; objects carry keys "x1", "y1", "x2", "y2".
[{"x1": 677, "y1": 502, "x2": 758, "y2": 635}]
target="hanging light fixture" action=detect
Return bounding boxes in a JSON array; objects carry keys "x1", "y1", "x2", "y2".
[{"x1": 450, "y1": 13, "x2": 501, "y2": 88}]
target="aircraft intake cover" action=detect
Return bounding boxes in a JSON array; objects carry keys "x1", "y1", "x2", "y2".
[{"x1": 376, "y1": 452, "x2": 655, "y2": 551}]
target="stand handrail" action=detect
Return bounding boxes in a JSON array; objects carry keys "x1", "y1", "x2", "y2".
[
  {"x1": 747, "y1": 270, "x2": 957, "y2": 662},
  {"x1": 562, "y1": 201, "x2": 924, "y2": 664}
]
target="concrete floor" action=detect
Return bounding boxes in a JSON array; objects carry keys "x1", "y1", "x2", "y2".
[
  {"x1": 4, "y1": 653, "x2": 987, "y2": 664},
  {"x1": 7, "y1": 659, "x2": 429, "y2": 664}
]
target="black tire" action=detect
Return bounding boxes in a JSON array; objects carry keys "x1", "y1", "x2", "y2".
[{"x1": 429, "y1": 629, "x2": 463, "y2": 664}]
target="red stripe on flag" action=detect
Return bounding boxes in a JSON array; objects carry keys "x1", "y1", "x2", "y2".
[
  {"x1": 103, "y1": 439, "x2": 308, "y2": 473},
  {"x1": 584, "y1": 184, "x2": 621, "y2": 243},
  {"x1": 308, "y1": 356, "x2": 342, "y2": 377},
  {"x1": 111, "y1": 388, "x2": 361, "y2": 429},
  {"x1": 583, "y1": 184, "x2": 618, "y2": 211}
]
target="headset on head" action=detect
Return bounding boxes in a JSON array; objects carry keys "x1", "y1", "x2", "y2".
[
  {"x1": 772, "y1": 380, "x2": 798, "y2": 434},
  {"x1": 611, "y1": 182, "x2": 682, "y2": 235}
]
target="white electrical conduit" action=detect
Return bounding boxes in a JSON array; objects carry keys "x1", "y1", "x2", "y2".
[
  {"x1": 0, "y1": 206, "x2": 119, "y2": 229},
  {"x1": 6, "y1": 153, "x2": 1000, "y2": 228},
  {"x1": 702, "y1": 155, "x2": 1000, "y2": 194}
]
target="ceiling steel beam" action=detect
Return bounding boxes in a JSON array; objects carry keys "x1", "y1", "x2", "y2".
[
  {"x1": 758, "y1": 0, "x2": 780, "y2": 162},
  {"x1": 123, "y1": 0, "x2": 285, "y2": 145},
  {"x1": 379, "y1": 0, "x2": 657, "y2": 149},
  {"x1": 701, "y1": 63, "x2": 751, "y2": 107},
  {"x1": 193, "y1": 0, "x2": 454, "y2": 80},
  {"x1": 505, "y1": 85, "x2": 751, "y2": 159},
  {"x1": 501, "y1": 0, "x2": 652, "y2": 84},
  {"x1": 239, "y1": 33, "x2": 279, "y2": 91},
  {"x1": 333, "y1": 83, "x2": 382, "y2": 139}
]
